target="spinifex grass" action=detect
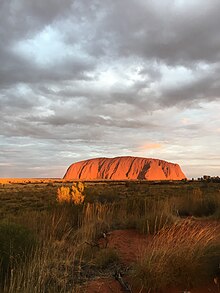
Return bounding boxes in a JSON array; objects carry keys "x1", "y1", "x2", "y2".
[
  {"x1": 77, "y1": 202, "x2": 115, "y2": 243},
  {"x1": 132, "y1": 219, "x2": 220, "y2": 291},
  {"x1": 1, "y1": 208, "x2": 82, "y2": 293},
  {"x1": 172, "y1": 187, "x2": 220, "y2": 217},
  {"x1": 2, "y1": 240, "x2": 81, "y2": 293}
]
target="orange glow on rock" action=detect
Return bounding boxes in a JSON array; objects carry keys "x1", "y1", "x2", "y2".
[{"x1": 63, "y1": 156, "x2": 186, "y2": 180}]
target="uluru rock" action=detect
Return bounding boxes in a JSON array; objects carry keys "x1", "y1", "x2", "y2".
[{"x1": 63, "y1": 156, "x2": 186, "y2": 180}]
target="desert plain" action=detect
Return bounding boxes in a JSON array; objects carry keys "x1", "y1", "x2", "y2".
[{"x1": 0, "y1": 175, "x2": 220, "y2": 293}]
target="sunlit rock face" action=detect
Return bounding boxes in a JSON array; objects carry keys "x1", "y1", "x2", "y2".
[{"x1": 64, "y1": 156, "x2": 186, "y2": 180}]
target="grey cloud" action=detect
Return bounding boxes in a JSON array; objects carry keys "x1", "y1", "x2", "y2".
[
  {"x1": 0, "y1": 119, "x2": 50, "y2": 139},
  {"x1": 0, "y1": 0, "x2": 95, "y2": 88},
  {"x1": 90, "y1": 0, "x2": 220, "y2": 65},
  {"x1": 0, "y1": 47, "x2": 95, "y2": 86},
  {"x1": 0, "y1": 0, "x2": 220, "y2": 178},
  {"x1": 27, "y1": 78, "x2": 155, "y2": 116},
  {"x1": 40, "y1": 113, "x2": 157, "y2": 129},
  {"x1": 0, "y1": 0, "x2": 74, "y2": 43},
  {"x1": 139, "y1": 64, "x2": 162, "y2": 81},
  {"x1": 0, "y1": 94, "x2": 35, "y2": 111},
  {"x1": 160, "y1": 65, "x2": 220, "y2": 107}
]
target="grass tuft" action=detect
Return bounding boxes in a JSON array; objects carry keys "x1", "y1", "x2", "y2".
[{"x1": 132, "y1": 219, "x2": 220, "y2": 291}]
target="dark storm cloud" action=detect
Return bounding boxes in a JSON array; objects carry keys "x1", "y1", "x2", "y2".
[{"x1": 89, "y1": 0, "x2": 220, "y2": 65}]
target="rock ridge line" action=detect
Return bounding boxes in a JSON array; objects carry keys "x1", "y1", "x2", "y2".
[{"x1": 64, "y1": 156, "x2": 186, "y2": 180}]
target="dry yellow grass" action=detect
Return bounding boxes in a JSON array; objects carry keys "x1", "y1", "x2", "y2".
[
  {"x1": 2, "y1": 209, "x2": 82, "y2": 293},
  {"x1": 0, "y1": 178, "x2": 62, "y2": 184},
  {"x1": 133, "y1": 219, "x2": 220, "y2": 290},
  {"x1": 1, "y1": 181, "x2": 220, "y2": 292},
  {"x1": 3, "y1": 241, "x2": 82, "y2": 293},
  {"x1": 77, "y1": 202, "x2": 114, "y2": 243}
]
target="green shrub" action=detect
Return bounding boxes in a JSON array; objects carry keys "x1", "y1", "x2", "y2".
[{"x1": 0, "y1": 222, "x2": 36, "y2": 280}]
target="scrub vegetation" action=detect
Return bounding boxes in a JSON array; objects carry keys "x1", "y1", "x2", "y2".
[{"x1": 0, "y1": 180, "x2": 220, "y2": 292}]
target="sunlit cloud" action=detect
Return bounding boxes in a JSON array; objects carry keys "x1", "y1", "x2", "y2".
[
  {"x1": 181, "y1": 118, "x2": 191, "y2": 125},
  {"x1": 139, "y1": 143, "x2": 162, "y2": 150}
]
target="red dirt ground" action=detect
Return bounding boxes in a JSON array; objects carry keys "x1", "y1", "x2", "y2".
[
  {"x1": 85, "y1": 221, "x2": 220, "y2": 293},
  {"x1": 99, "y1": 229, "x2": 150, "y2": 264},
  {"x1": 85, "y1": 278, "x2": 218, "y2": 293}
]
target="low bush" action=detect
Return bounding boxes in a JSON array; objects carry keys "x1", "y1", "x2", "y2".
[
  {"x1": 57, "y1": 183, "x2": 85, "y2": 205},
  {"x1": 57, "y1": 186, "x2": 71, "y2": 203}
]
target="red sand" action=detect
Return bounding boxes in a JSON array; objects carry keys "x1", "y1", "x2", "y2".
[
  {"x1": 99, "y1": 229, "x2": 150, "y2": 264},
  {"x1": 85, "y1": 222, "x2": 220, "y2": 293},
  {"x1": 85, "y1": 278, "x2": 218, "y2": 293}
]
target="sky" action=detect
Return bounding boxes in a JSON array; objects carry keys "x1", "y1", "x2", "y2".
[{"x1": 0, "y1": 0, "x2": 220, "y2": 179}]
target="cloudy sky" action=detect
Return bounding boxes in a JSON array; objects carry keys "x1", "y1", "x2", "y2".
[{"x1": 0, "y1": 0, "x2": 220, "y2": 178}]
